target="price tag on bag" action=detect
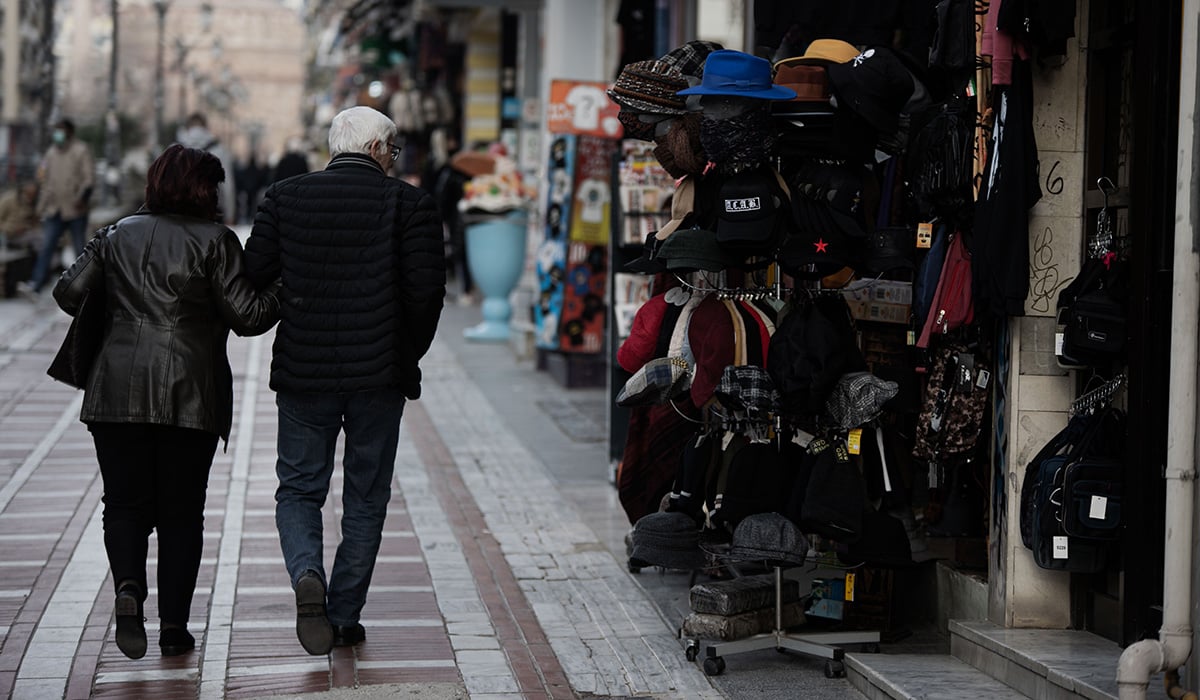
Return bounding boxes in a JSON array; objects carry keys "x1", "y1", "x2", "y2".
[
  {"x1": 1089, "y1": 495, "x2": 1108, "y2": 521},
  {"x1": 917, "y1": 222, "x2": 933, "y2": 248},
  {"x1": 1053, "y1": 536, "x2": 1069, "y2": 559},
  {"x1": 844, "y1": 573, "x2": 856, "y2": 601},
  {"x1": 847, "y1": 429, "x2": 862, "y2": 455}
]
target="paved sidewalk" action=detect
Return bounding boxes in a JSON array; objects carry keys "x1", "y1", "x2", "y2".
[{"x1": 0, "y1": 289, "x2": 868, "y2": 699}]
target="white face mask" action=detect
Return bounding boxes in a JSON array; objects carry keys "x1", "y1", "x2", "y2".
[{"x1": 52, "y1": 130, "x2": 66, "y2": 145}]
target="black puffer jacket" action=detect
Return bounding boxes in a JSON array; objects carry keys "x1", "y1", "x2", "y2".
[
  {"x1": 53, "y1": 214, "x2": 280, "y2": 441},
  {"x1": 244, "y1": 153, "x2": 446, "y2": 397}
]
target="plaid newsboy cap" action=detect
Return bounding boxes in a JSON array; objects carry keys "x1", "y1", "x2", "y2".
[
  {"x1": 825, "y1": 371, "x2": 900, "y2": 428},
  {"x1": 616, "y1": 356, "x2": 693, "y2": 407},
  {"x1": 660, "y1": 40, "x2": 725, "y2": 81},
  {"x1": 714, "y1": 365, "x2": 780, "y2": 413}
]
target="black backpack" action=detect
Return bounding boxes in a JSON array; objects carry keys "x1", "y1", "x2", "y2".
[{"x1": 767, "y1": 296, "x2": 866, "y2": 417}]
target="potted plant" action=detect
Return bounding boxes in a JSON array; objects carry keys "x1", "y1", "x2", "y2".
[{"x1": 456, "y1": 146, "x2": 536, "y2": 342}]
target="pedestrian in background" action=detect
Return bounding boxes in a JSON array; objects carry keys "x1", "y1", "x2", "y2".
[
  {"x1": 53, "y1": 144, "x2": 280, "y2": 660},
  {"x1": 177, "y1": 112, "x2": 237, "y2": 225},
  {"x1": 270, "y1": 138, "x2": 312, "y2": 184},
  {"x1": 244, "y1": 106, "x2": 445, "y2": 655},
  {"x1": 0, "y1": 181, "x2": 40, "y2": 253},
  {"x1": 18, "y1": 118, "x2": 93, "y2": 298}
]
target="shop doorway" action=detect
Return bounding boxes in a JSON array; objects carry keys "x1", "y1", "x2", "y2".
[{"x1": 1074, "y1": 0, "x2": 1178, "y2": 646}]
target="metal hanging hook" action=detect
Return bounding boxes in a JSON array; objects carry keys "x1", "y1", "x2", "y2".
[{"x1": 1097, "y1": 176, "x2": 1118, "y2": 209}]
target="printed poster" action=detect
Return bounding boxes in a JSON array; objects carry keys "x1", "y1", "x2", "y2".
[
  {"x1": 547, "y1": 80, "x2": 623, "y2": 138},
  {"x1": 557, "y1": 241, "x2": 608, "y2": 354},
  {"x1": 568, "y1": 135, "x2": 615, "y2": 246},
  {"x1": 555, "y1": 134, "x2": 617, "y2": 354},
  {"x1": 534, "y1": 134, "x2": 576, "y2": 350}
]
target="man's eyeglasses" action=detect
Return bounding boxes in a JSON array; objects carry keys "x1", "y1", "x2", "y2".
[{"x1": 386, "y1": 142, "x2": 402, "y2": 162}]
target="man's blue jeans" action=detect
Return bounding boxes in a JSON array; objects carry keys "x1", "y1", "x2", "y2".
[
  {"x1": 30, "y1": 213, "x2": 88, "y2": 291},
  {"x1": 274, "y1": 388, "x2": 406, "y2": 626}
]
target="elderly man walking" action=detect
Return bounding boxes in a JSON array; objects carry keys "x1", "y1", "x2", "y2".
[{"x1": 245, "y1": 106, "x2": 445, "y2": 655}]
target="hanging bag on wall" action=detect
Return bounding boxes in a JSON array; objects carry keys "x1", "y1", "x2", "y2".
[
  {"x1": 916, "y1": 231, "x2": 973, "y2": 349},
  {"x1": 913, "y1": 223, "x2": 949, "y2": 329},
  {"x1": 861, "y1": 158, "x2": 917, "y2": 275},
  {"x1": 1059, "y1": 457, "x2": 1123, "y2": 540},
  {"x1": 1055, "y1": 258, "x2": 1128, "y2": 368},
  {"x1": 1024, "y1": 406, "x2": 1125, "y2": 572},
  {"x1": 1018, "y1": 413, "x2": 1088, "y2": 549},
  {"x1": 911, "y1": 343, "x2": 989, "y2": 461}
]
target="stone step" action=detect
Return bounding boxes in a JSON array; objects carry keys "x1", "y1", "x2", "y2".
[
  {"x1": 949, "y1": 620, "x2": 1170, "y2": 700},
  {"x1": 845, "y1": 652, "x2": 1028, "y2": 699}
]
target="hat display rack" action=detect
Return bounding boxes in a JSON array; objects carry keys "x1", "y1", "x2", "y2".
[{"x1": 611, "y1": 35, "x2": 1000, "y2": 679}]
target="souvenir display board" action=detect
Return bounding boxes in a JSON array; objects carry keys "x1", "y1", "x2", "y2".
[
  {"x1": 534, "y1": 134, "x2": 575, "y2": 349},
  {"x1": 557, "y1": 135, "x2": 618, "y2": 353}
]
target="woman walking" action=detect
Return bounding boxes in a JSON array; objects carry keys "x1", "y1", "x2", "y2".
[{"x1": 53, "y1": 145, "x2": 279, "y2": 659}]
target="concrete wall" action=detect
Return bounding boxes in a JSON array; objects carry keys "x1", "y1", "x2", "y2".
[{"x1": 990, "y1": 0, "x2": 1090, "y2": 629}]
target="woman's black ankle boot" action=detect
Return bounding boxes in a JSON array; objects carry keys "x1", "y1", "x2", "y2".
[
  {"x1": 114, "y1": 581, "x2": 147, "y2": 659},
  {"x1": 159, "y1": 625, "x2": 195, "y2": 656}
]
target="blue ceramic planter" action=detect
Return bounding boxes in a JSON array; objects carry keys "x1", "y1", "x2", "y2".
[{"x1": 463, "y1": 211, "x2": 528, "y2": 342}]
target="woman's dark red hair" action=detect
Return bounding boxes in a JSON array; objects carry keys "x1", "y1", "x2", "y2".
[{"x1": 145, "y1": 144, "x2": 225, "y2": 221}]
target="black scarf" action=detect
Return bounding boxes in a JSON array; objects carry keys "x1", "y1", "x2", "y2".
[{"x1": 699, "y1": 105, "x2": 777, "y2": 174}]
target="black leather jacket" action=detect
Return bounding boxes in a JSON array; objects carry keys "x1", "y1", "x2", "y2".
[{"x1": 53, "y1": 213, "x2": 279, "y2": 442}]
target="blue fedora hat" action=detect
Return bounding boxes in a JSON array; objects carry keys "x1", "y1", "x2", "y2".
[{"x1": 677, "y1": 50, "x2": 797, "y2": 101}]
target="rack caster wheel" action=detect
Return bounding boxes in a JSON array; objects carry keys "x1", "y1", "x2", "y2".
[
  {"x1": 703, "y1": 656, "x2": 726, "y2": 676},
  {"x1": 863, "y1": 643, "x2": 881, "y2": 653},
  {"x1": 685, "y1": 639, "x2": 699, "y2": 662},
  {"x1": 824, "y1": 660, "x2": 845, "y2": 678}
]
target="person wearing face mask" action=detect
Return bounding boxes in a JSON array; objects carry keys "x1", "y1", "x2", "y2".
[
  {"x1": 0, "y1": 181, "x2": 40, "y2": 255},
  {"x1": 16, "y1": 118, "x2": 94, "y2": 299}
]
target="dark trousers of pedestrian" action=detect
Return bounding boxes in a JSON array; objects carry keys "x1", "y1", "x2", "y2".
[
  {"x1": 29, "y1": 213, "x2": 88, "y2": 291},
  {"x1": 273, "y1": 388, "x2": 406, "y2": 626},
  {"x1": 90, "y1": 422, "x2": 218, "y2": 626}
]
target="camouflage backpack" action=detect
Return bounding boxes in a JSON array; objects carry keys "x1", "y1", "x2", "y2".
[{"x1": 912, "y1": 343, "x2": 990, "y2": 461}]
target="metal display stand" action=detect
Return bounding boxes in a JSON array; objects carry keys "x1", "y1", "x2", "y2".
[{"x1": 684, "y1": 565, "x2": 881, "y2": 678}]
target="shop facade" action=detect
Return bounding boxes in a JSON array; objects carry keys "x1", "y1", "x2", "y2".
[
  {"x1": 313, "y1": 0, "x2": 1199, "y2": 694},
  {"x1": 528, "y1": 0, "x2": 1199, "y2": 696}
]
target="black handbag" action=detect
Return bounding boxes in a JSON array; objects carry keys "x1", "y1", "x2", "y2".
[
  {"x1": 47, "y1": 285, "x2": 107, "y2": 389},
  {"x1": 1060, "y1": 457, "x2": 1123, "y2": 540},
  {"x1": 1056, "y1": 258, "x2": 1127, "y2": 368},
  {"x1": 1062, "y1": 289, "x2": 1125, "y2": 358}
]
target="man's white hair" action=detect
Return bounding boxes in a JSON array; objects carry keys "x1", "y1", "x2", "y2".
[{"x1": 328, "y1": 106, "x2": 397, "y2": 157}]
